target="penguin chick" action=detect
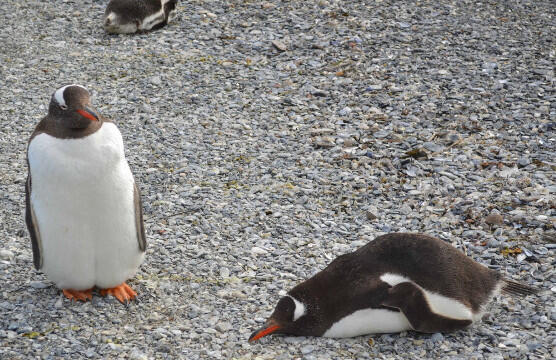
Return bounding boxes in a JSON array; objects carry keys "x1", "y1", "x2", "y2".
[
  {"x1": 249, "y1": 233, "x2": 538, "y2": 341},
  {"x1": 26, "y1": 84, "x2": 146, "y2": 304},
  {"x1": 104, "y1": 0, "x2": 177, "y2": 34}
]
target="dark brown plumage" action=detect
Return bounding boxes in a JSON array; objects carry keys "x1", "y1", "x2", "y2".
[{"x1": 249, "y1": 233, "x2": 537, "y2": 341}]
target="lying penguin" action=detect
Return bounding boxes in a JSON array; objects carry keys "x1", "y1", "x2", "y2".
[
  {"x1": 104, "y1": 0, "x2": 177, "y2": 34},
  {"x1": 25, "y1": 85, "x2": 146, "y2": 304},
  {"x1": 249, "y1": 233, "x2": 537, "y2": 341}
]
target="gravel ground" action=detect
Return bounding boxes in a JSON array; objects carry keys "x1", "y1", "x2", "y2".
[{"x1": 1, "y1": 0, "x2": 555, "y2": 359}]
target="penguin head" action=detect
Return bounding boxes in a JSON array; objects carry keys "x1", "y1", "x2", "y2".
[
  {"x1": 104, "y1": 11, "x2": 139, "y2": 34},
  {"x1": 49, "y1": 85, "x2": 100, "y2": 130},
  {"x1": 249, "y1": 295, "x2": 313, "y2": 342}
]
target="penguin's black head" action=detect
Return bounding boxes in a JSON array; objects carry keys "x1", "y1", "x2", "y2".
[
  {"x1": 49, "y1": 85, "x2": 100, "y2": 130},
  {"x1": 249, "y1": 295, "x2": 313, "y2": 342}
]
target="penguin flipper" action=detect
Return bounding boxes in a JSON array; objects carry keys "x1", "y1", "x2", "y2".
[
  {"x1": 381, "y1": 282, "x2": 472, "y2": 333},
  {"x1": 25, "y1": 174, "x2": 43, "y2": 270},
  {"x1": 134, "y1": 182, "x2": 147, "y2": 252}
]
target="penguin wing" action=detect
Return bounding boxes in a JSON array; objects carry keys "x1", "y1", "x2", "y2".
[
  {"x1": 25, "y1": 173, "x2": 43, "y2": 270},
  {"x1": 134, "y1": 182, "x2": 147, "y2": 252},
  {"x1": 381, "y1": 282, "x2": 472, "y2": 333}
]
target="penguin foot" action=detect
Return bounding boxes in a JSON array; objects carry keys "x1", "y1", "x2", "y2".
[
  {"x1": 100, "y1": 282, "x2": 137, "y2": 304},
  {"x1": 62, "y1": 288, "x2": 93, "y2": 302}
]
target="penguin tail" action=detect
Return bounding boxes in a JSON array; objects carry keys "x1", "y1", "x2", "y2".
[{"x1": 501, "y1": 279, "x2": 539, "y2": 297}]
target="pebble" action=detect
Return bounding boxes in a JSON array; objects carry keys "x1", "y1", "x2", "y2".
[
  {"x1": 366, "y1": 211, "x2": 377, "y2": 221},
  {"x1": 338, "y1": 107, "x2": 352, "y2": 116},
  {"x1": 0, "y1": 249, "x2": 14, "y2": 260},
  {"x1": 366, "y1": 84, "x2": 383, "y2": 91},
  {"x1": 423, "y1": 142, "x2": 444, "y2": 153},
  {"x1": 29, "y1": 281, "x2": 49, "y2": 289},
  {"x1": 311, "y1": 89, "x2": 329, "y2": 97},
  {"x1": 251, "y1": 247, "x2": 268, "y2": 256},
  {"x1": 219, "y1": 267, "x2": 230, "y2": 278},
  {"x1": 150, "y1": 76, "x2": 162, "y2": 85},
  {"x1": 129, "y1": 349, "x2": 148, "y2": 360},
  {"x1": 301, "y1": 345, "x2": 315, "y2": 355},
  {"x1": 431, "y1": 333, "x2": 444, "y2": 343},
  {"x1": 271, "y1": 40, "x2": 287, "y2": 51},
  {"x1": 215, "y1": 322, "x2": 232, "y2": 332},
  {"x1": 517, "y1": 157, "x2": 530, "y2": 168},
  {"x1": 485, "y1": 212, "x2": 504, "y2": 226}
]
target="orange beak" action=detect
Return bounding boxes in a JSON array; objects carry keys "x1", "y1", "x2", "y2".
[
  {"x1": 76, "y1": 108, "x2": 99, "y2": 121},
  {"x1": 248, "y1": 322, "x2": 281, "y2": 342}
]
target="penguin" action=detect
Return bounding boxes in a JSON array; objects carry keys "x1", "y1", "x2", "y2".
[
  {"x1": 104, "y1": 0, "x2": 177, "y2": 34},
  {"x1": 249, "y1": 233, "x2": 537, "y2": 341},
  {"x1": 25, "y1": 84, "x2": 146, "y2": 304}
]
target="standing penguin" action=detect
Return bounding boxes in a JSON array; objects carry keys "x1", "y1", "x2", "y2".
[
  {"x1": 25, "y1": 84, "x2": 146, "y2": 304},
  {"x1": 249, "y1": 233, "x2": 537, "y2": 341},
  {"x1": 104, "y1": 0, "x2": 177, "y2": 34}
]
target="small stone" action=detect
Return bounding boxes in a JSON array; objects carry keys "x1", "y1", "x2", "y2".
[
  {"x1": 29, "y1": 281, "x2": 48, "y2": 289},
  {"x1": 301, "y1": 345, "x2": 315, "y2": 354},
  {"x1": 446, "y1": 133, "x2": 461, "y2": 144},
  {"x1": 485, "y1": 212, "x2": 504, "y2": 226},
  {"x1": 405, "y1": 148, "x2": 428, "y2": 159},
  {"x1": 366, "y1": 84, "x2": 383, "y2": 91},
  {"x1": 338, "y1": 107, "x2": 351, "y2": 116},
  {"x1": 526, "y1": 342, "x2": 542, "y2": 351},
  {"x1": 343, "y1": 138, "x2": 357, "y2": 147},
  {"x1": 423, "y1": 142, "x2": 444, "y2": 153},
  {"x1": 157, "y1": 345, "x2": 172, "y2": 353},
  {"x1": 366, "y1": 211, "x2": 377, "y2": 220},
  {"x1": 85, "y1": 348, "x2": 96, "y2": 358},
  {"x1": 381, "y1": 224, "x2": 392, "y2": 232},
  {"x1": 151, "y1": 76, "x2": 162, "y2": 85},
  {"x1": 431, "y1": 333, "x2": 444, "y2": 343},
  {"x1": 220, "y1": 267, "x2": 230, "y2": 278},
  {"x1": 488, "y1": 239, "x2": 500, "y2": 247},
  {"x1": 517, "y1": 157, "x2": 530, "y2": 168},
  {"x1": 0, "y1": 249, "x2": 14, "y2": 260},
  {"x1": 272, "y1": 40, "x2": 287, "y2": 51},
  {"x1": 373, "y1": 130, "x2": 390, "y2": 139},
  {"x1": 215, "y1": 321, "x2": 232, "y2": 332},
  {"x1": 141, "y1": 103, "x2": 152, "y2": 113},
  {"x1": 313, "y1": 136, "x2": 335, "y2": 148},
  {"x1": 311, "y1": 89, "x2": 328, "y2": 97},
  {"x1": 251, "y1": 247, "x2": 268, "y2": 256}
]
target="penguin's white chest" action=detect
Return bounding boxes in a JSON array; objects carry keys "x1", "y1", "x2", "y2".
[
  {"x1": 28, "y1": 123, "x2": 144, "y2": 290},
  {"x1": 323, "y1": 308, "x2": 412, "y2": 338}
]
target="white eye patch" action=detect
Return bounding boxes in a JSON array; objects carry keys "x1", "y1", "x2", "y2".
[
  {"x1": 54, "y1": 84, "x2": 88, "y2": 107},
  {"x1": 287, "y1": 295, "x2": 306, "y2": 321}
]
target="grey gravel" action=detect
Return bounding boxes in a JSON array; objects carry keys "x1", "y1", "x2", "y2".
[{"x1": 1, "y1": 0, "x2": 555, "y2": 359}]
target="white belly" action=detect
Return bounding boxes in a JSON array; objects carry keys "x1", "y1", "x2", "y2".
[
  {"x1": 28, "y1": 123, "x2": 144, "y2": 290},
  {"x1": 323, "y1": 308, "x2": 412, "y2": 338}
]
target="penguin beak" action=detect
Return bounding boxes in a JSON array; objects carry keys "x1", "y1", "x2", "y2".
[
  {"x1": 76, "y1": 107, "x2": 99, "y2": 121},
  {"x1": 248, "y1": 321, "x2": 281, "y2": 343}
]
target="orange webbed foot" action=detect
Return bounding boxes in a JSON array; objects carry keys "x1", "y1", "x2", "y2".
[
  {"x1": 62, "y1": 288, "x2": 93, "y2": 302},
  {"x1": 99, "y1": 282, "x2": 137, "y2": 304}
]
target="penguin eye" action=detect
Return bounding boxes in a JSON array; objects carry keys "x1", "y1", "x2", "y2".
[{"x1": 59, "y1": 104, "x2": 68, "y2": 110}]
